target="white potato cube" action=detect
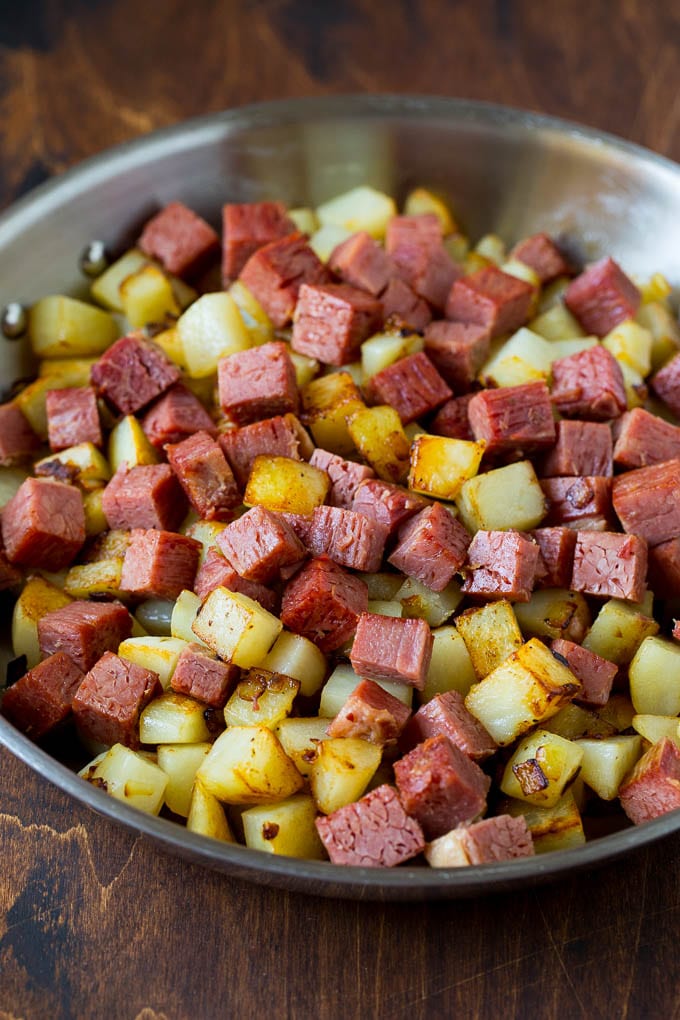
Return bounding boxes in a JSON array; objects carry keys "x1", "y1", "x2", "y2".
[
  {"x1": 500, "y1": 729, "x2": 584, "y2": 807},
  {"x1": 187, "y1": 780, "x2": 235, "y2": 842},
  {"x1": 157, "y1": 742, "x2": 212, "y2": 817},
  {"x1": 12, "y1": 575, "x2": 72, "y2": 668},
  {"x1": 309, "y1": 224, "x2": 353, "y2": 261},
  {"x1": 632, "y1": 715, "x2": 680, "y2": 747},
  {"x1": 576, "y1": 735, "x2": 642, "y2": 800},
  {"x1": 171, "y1": 590, "x2": 207, "y2": 644},
  {"x1": 480, "y1": 328, "x2": 553, "y2": 387},
  {"x1": 80, "y1": 743, "x2": 167, "y2": 815},
  {"x1": 261, "y1": 631, "x2": 327, "y2": 697},
  {"x1": 177, "y1": 292, "x2": 251, "y2": 377},
  {"x1": 529, "y1": 303, "x2": 585, "y2": 341},
  {"x1": 196, "y1": 725, "x2": 303, "y2": 804},
  {"x1": 420, "y1": 625, "x2": 477, "y2": 702},
  {"x1": 309, "y1": 737, "x2": 381, "y2": 815},
  {"x1": 30, "y1": 295, "x2": 119, "y2": 357},
  {"x1": 425, "y1": 829, "x2": 471, "y2": 869},
  {"x1": 242, "y1": 794, "x2": 325, "y2": 859},
  {"x1": 119, "y1": 264, "x2": 180, "y2": 327},
  {"x1": 192, "y1": 586, "x2": 282, "y2": 668},
  {"x1": 396, "y1": 576, "x2": 463, "y2": 627},
  {"x1": 139, "y1": 693, "x2": 211, "y2": 745},
  {"x1": 602, "y1": 319, "x2": 653, "y2": 377},
  {"x1": 316, "y1": 185, "x2": 396, "y2": 240},
  {"x1": 118, "y1": 636, "x2": 188, "y2": 690},
  {"x1": 108, "y1": 415, "x2": 159, "y2": 473},
  {"x1": 514, "y1": 589, "x2": 591, "y2": 644},
  {"x1": 582, "y1": 598, "x2": 659, "y2": 665},
  {"x1": 223, "y1": 670, "x2": 299, "y2": 729},
  {"x1": 275, "y1": 717, "x2": 330, "y2": 778},
  {"x1": 455, "y1": 460, "x2": 546, "y2": 532},
  {"x1": 361, "y1": 331, "x2": 424, "y2": 378},
  {"x1": 629, "y1": 636, "x2": 680, "y2": 715},
  {"x1": 228, "y1": 279, "x2": 274, "y2": 346},
  {"x1": 319, "y1": 663, "x2": 412, "y2": 718}
]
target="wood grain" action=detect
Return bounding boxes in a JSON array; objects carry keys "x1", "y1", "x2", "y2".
[{"x1": 1, "y1": 2, "x2": 679, "y2": 1017}]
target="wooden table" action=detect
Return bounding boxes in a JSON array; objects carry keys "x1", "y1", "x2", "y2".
[{"x1": 1, "y1": 3, "x2": 679, "y2": 1017}]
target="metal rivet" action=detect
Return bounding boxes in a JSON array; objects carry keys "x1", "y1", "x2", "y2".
[
  {"x1": 1, "y1": 302, "x2": 28, "y2": 339},
  {"x1": 79, "y1": 240, "x2": 109, "y2": 278}
]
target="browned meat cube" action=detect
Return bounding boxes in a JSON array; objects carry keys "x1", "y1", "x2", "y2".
[
  {"x1": 462, "y1": 530, "x2": 538, "y2": 602},
  {"x1": 1, "y1": 652, "x2": 84, "y2": 739},
  {"x1": 239, "y1": 232, "x2": 329, "y2": 329},
  {"x1": 619, "y1": 738, "x2": 680, "y2": 825},
  {"x1": 46, "y1": 386, "x2": 102, "y2": 451},
  {"x1": 647, "y1": 538, "x2": 680, "y2": 599},
  {"x1": 102, "y1": 463, "x2": 187, "y2": 532},
  {"x1": 307, "y1": 506, "x2": 388, "y2": 573},
  {"x1": 351, "y1": 479, "x2": 429, "y2": 537},
  {"x1": 193, "y1": 547, "x2": 279, "y2": 613},
  {"x1": 308, "y1": 448, "x2": 374, "y2": 509},
  {"x1": 0, "y1": 548, "x2": 22, "y2": 591},
  {"x1": 139, "y1": 201, "x2": 219, "y2": 279},
  {"x1": 0, "y1": 402, "x2": 41, "y2": 465},
  {"x1": 386, "y1": 213, "x2": 461, "y2": 310},
  {"x1": 90, "y1": 333, "x2": 180, "y2": 415},
  {"x1": 613, "y1": 408, "x2": 680, "y2": 469},
  {"x1": 445, "y1": 265, "x2": 534, "y2": 339},
  {"x1": 2, "y1": 477, "x2": 84, "y2": 570},
  {"x1": 165, "y1": 430, "x2": 240, "y2": 521},
  {"x1": 510, "y1": 233, "x2": 573, "y2": 283},
  {"x1": 454, "y1": 815, "x2": 535, "y2": 864},
  {"x1": 142, "y1": 383, "x2": 216, "y2": 450},
  {"x1": 550, "y1": 346, "x2": 627, "y2": 421},
  {"x1": 120, "y1": 529, "x2": 201, "y2": 599},
  {"x1": 564, "y1": 257, "x2": 640, "y2": 337},
  {"x1": 380, "y1": 277, "x2": 432, "y2": 331},
  {"x1": 400, "y1": 690, "x2": 496, "y2": 761},
  {"x1": 72, "y1": 651, "x2": 161, "y2": 749},
  {"x1": 430, "y1": 394, "x2": 475, "y2": 441},
  {"x1": 350, "y1": 613, "x2": 433, "y2": 690},
  {"x1": 38, "y1": 600, "x2": 133, "y2": 672},
  {"x1": 315, "y1": 784, "x2": 425, "y2": 867},
  {"x1": 540, "y1": 476, "x2": 613, "y2": 529},
  {"x1": 612, "y1": 459, "x2": 680, "y2": 546},
  {"x1": 291, "y1": 283, "x2": 382, "y2": 366},
  {"x1": 388, "y1": 503, "x2": 470, "y2": 592},
  {"x1": 570, "y1": 530, "x2": 647, "y2": 603},
  {"x1": 530, "y1": 527, "x2": 577, "y2": 588},
  {"x1": 468, "y1": 381, "x2": 556, "y2": 455},
  {"x1": 217, "y1": 505, "x2": 305, "y2": 583},
  {"x1": 222, "y1": 201, "x2": 295, "y2": 282},
  {"x1": 651, "y1": 352, "x2": 680, "y2": 419},
  {"x1": 219, "y1": 414, "x2": 308, "y2": 489},
  {"x1": 326, "y1": 678, "x2": 412, "y2": 745},
  {"x1": 218, "y1": 341, "x2": 299, "y2": 425},
  {"x1": 424, "y1": 320, "x2": 491, "y2": 393},
  {"x1": 394, "y1": 734, "x2": 490, "y2": 838},
  {"x1": 550, "y1": 639, "x2": 617, "y2": 707},
  {"x1": 170, "y1": 642, "x2": 239, "y2": 708},
  {"x1": 281, "y1": 556, "x2": 368, "y2": 653},
  {"x1": 328, "y1": 231, "x2": 392, "y2": 296},
  {"x1": 541, "y1": 420, "x2": 613, "y2": 479},
  {"x1": 364, "y1": 352, "x2": 452, "y2": 424}
]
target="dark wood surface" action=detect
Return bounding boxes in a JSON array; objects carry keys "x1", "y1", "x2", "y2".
[{"x1": 1, "y1": 3, "x2": 679, "y2": 1018}]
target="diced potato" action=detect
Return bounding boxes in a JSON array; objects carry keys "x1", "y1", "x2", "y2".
[
  {"x1": 108, "y1": 415, "x2": 160, "y2": 473},
  {"x1": 636, "y1": 301, "x2": 680, "y2": 371},
  {"x1": 456, "y1": 601, "x2": 524, "y2": 680},
  {"x1": 157, "y1": 742, "x2": 212, "y2": 816},
  {"x1": 196, "y1": 725, "x2": 303, "y2": 805},
  {"x1": 309, "y1": 224, "x2": 353, "y2": 261},
  {"x1": 408, "y1": 436, "x2": 485, "y2": 500},
  {"x1": 289, "y1": 350, "x2": 320, "y2": 388},
  {"x1": 82, "y1": 488, "x2": 108, "y2": 537},
  {"x1": 548, "y1": 337, "x2": 599, "y2": 360},
  {"x1": 242, "y1": 794, "x2": 325, "y2": 859},
  {"x1": 420, "y1": 625, "x2": 477, "y2": 702},
  {"x1": 455, "y1": 460, "x2": 546, "y2": 532},
  {"x1": 186, "y1": 779, "x2": 235, "y2": 841},
  {"x1": 85, "y1": 529, "x2": 131, "y2": 563},
  {"x1": 151, "y1": 326, "x2": 187, "y2": 369},
  {"x1": 359, "y1": 572, "x2": 405, "y2": 601},
  {"x1": 361, "y1": 331, "x2": 424, "y2": 379},
  {"x1": 504, "y1": 790, "x2": 586, "y2": 854},
  {"x1": 500, "y1": 729, "x2": 584, "y2": 807},
  {"x1": 309, "y1": 737, "x2": 381, "y2": 815},
  {"x1": 632, "y1": 715, "x2": 680, "y2": 747},
  {"x1": 12, "y1": 575, "x2": 72, "y2": 667},
  {"x1": 64, "y1": 558, "x2": 123, "y2": 599},
  {"x1": 139, "y1": 692, "x2": 211, "y2": 744},
  {"x1": 287, "y1": 207, "x2": 319, "y2": 235},
  {"x1": 177, "y1": 292, "x2": 251, "y2": 378},
  {"x1": 35, "y1": 442, "x2": 111, "y2": 487},
  {"x1": 275, "y1": 717, "x2": 330, "y2": 777},
  {"x1": 171, "y1": 590, "x2": 206, "y2": 644},
  {"x1": 192, "y1": 586, "x2": 282, "y2": 668},
  {"x1": 576, "y1": 735, "x2": 642, "y2": 800},
  {"x1": 480, "y1": 328, "x2": 553, "y2": 387},
  {"x1": 80, "y1": 743, "x2": 167, "y2": 815},
  {"x1": 228, "y1": 279, "x2": 274, "y2": 346},
  {"x1": 636, "y1": 271, "x2": 672, "y2": 305},
  {"x1": 602, "y1": 319, "x2": 652, "y2": 377},
  {"x1": 465, "y1": 638, "x2": 581, "y2": 746},
  {"x1": 582, "y1": 597, "x2": 659, "y2": 665},
  {"x1": 29, "y1": 295, "x2": 119, "y2": 358},
  {"x1": 17, "y1": 366, "x2": 95, "y2": 438},
  {"x1": 347, "y1": 405, "x2": 411, "y2": 483},
  {"x1": 444, "y1": 232, "x2": 470, "y2": 262},
  {"x1": 536, "y1": 276, "x2": 570, "y2": 314},
  {"x1": 629, "y1": 636, "x2": 680, "y2": 715},
  {"x1": 475, "y1": 233, "x2": 506, "y2": 265},
  {"x1": 543, "y1": 703, "x2": 617, "y2": 740},
  {"x1": 119, "y1": 264, "x2": 180, "y2": 328},
  {"x1": 367, "y1": 599, "x2": 402, "y2": 617},
  {"x1": 396, "y1": 576, "x2": 463, "y2": 628},
  {"x1": 183, "y1": 520, "x2": 229, "y2": 567},
  {"x1": 118, "y1": 636, "x2": 188, "y2": 690},
  {"x1": 301, "y1": 372, "x2": 365, "y2": 456},
  {"x1": 0, "y1": 466, "x2": 29, "y2": 510},
  {"x1": 501, "y1": 258, "x2": 541, "y2": 299},
  {"x1": 316, "y1": 185, "x2": 396, "y2": 240},
  {"x1": 223, "y1": 669, "x2": 299, "y2": 729},
  {"x1": 618, "y1": 360, "x2": 646, "y2": 410},
  {"x1": 595, "y1": 693, "x2": 636, "y2": 732},
  {"x1": 404, "y1": 187, "x2": 456, "y2": 233},
  {"x1": 319, "y1": 663, "x2": 412, "y2": 717},
  {"x1": 425, "y1": 829, "x2": 472, "y2": 868},
  {"x1": 261, "y1": 631, "x2": 327, "y2": 698},
  {"x1": 90, "y1": 247, "x2": 196, "y2": 313},
  {"x1": 244, "y1": 455, "x2": 329, "y2": 514},
  {"x1": 514, "y1": 589, "x2": 591, "y2": 644}
]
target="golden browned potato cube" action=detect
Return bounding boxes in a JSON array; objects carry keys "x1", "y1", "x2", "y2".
[
  {"x1": 408, "y1": 435, "x2": 485, "y2": 500},
  {"x1": 79, "y1": 744, "x2": 168, "y2": 816},
  {"x1": 35, "y1": 442, "x2": 111, "y2": 487},
  {"x1": 301, "y1": 371, "x2": 365, "y2": 456},
  {"x1": 503, "y1": 790, "x2": 585, "y2": 854},
  {"x1": 244, "y1": 455, "x2": 329, "y2": 514},
  {"x1": 455, "y1": 601, "x2": 524, "y2": 680},
  {"x1": 242, "y1": 794, "x2": 325, "y2": 859},
  {"x1": 636, "y1": 301, "x2": 680, "y2": 371},
  {"x1": 229, "y1": 279, "x2": 275, "y2": 346},
  {"x1": 192, "y1": 587, "x2": 282, "y2": 668},
  {"x1": 309, "y1": 737, "x2": 381, "y2": 815},
  {"x1": 602, "y1": 319, "x2": 652, "y2": 377},
  {"x1": 529, "y1": 303, "x2": 585, "y2": 341},
  {"x1": 500, "y1": 729, "x2": 584, "y2": 807},
  {"x1": 119, "y1": 264, "x2": 180, "y2": 328},
  {"x1": 275, "y1": 717, "x2": 330, "y2": 778},
  {"x1": 30, "y1": 295, "x2": 119, "y2": 358},
  {"x1": 404, "y1": 187, "x2": 457, "y2": 233},
  {"x1": 139, "y1": 692, "x2": 211, "y2": 745},
  {"x1": 90, "y1": 247, "x2": 196, "y2": 313},
  {"x1": 64, "y1": 558, "x2": 124, "y2": 599},
  {"x1": 347, "y1": 405, "x2": 411, "y2": 483},
  {"x1": 187, "y1": 779, "x2": 235, "y2": 841},
  {"x1": 543, "y1": 703, "x2": 617, "y2": 740},
  {"x1": 223, "y1": 669, "x2": 300, "y2": 730},
  {"x1": 396, "y1": 576, "x2": 463, "y2": 628},
  {"x1": 196, "y1": 725, "x2": 303, "y2": 805},
  {"x1": 582, "y1": 597, "x2": 659, "y2": 665},
  {"x1": 12, "y1": 575, "x2": 72, "y2": 668},
  {"x1": 514, "y1": 589, "x2": 591, "y2": 644},
  {"x1": 82, "y1": 488, "x2": 108, "y2": 537},
  {"x1": 632, "y1": 715, "x2": 680, "y2": 747}
]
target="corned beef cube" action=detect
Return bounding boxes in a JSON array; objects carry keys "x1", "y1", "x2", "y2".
[
  {"x1": 193, "y1": 547, "x2": 279, "y2": 613},
  {"x1": 350, "y1": 613, "x2": 433, "y2": 690},
  {"x1": 217, "y1": 341, "x2": 299, "y2": 425},
  {"x1": 307, "y1": 506, "x2": 388, "y2": 573},
  {"x1": 328, "y1": 231, "x2": 392, "y2": 296},
  {"x1": 674, "y1": 620, "x2": 680, "y2": 642},
  {"x1": 1, "y1": 652, "x2": 84, "y2": 739},
  {"x1": 530, "y1": 527, "x2": 577, "y2": 589},
  {"x1": 400, "y1": 690, "x2": 496, "y2": 761},
  {"x1": 0, "y1": 402, "x2": 41, "y2": 465},
  {"x1": 613, "y1": 407, "x2": 680, "y2": 469},
  {"x1": 326, "y1": 678, "x2": 412, "y2": 745},
  {"x1": 541, "y1": 420, "x2": 613, "y2": 478},
  {"x1": 446, "y1": 265, "x2": 534, "y2": 339},
  {"x1": 468, "y1": 381, "x2": 556, "y2": 455},
  {"x1": 217, "y1": 505, "x2": 305, "y2": 583},
  {"x1": 619, "y1": 738, "x2": 680, "y2": 825},
  {"x1": 388, "y1": 503, "x2": 470, "y2": 592},
  {"x1": 281, "y1": 557, "x2": 368, "y2": 653},
  {"x1": 315, "y1": 784, "x2": 425, "y2": 867},
  {"x1": 291, "y1": 283, "x2": 382, "y2": 366},
  {"x1": 380, "y1": 277, "x2": 432, "y2": 331},
  {"x1": 612, "y1": 459, "x2": 680, "y2": 546},
  {"x1": 429, "y1": 815, "x2": 534, "y2": 866},
  {"x1": 139, "y1": 201, "x2": 220, "y2": 278},
  {"x1": 550, "y1": 345, "x2": 627, "y2": 421},
  {"x1": 142, "y1": 383, "x2": 216, "y2": 450},
  {"x1": 423, "y1": 321, "x2": 491, "y2": 392},
  {"x1": 510, "y1": 233, "x2": 573, "y2": 283},
  {"x1": 222, "y1": 201, "x2": 295, "y2": 282},
  {"x1": 564, "y1": 257, "x2": 640, "y2": 337},
  {"x1": 570, "y1": 530, "x2": 647, "y2": 603},
  {"x1": 90, "y1": 333, "x2": 180, "y2": 415},
  {"x1": 550, "y1": 639, "x2": 616, "y2": 707},
  {"x1": 121, "y1": 529, "x2": 201, "y2": 599},
  {"x1": 308, "y1": 448, "x2": 374, "y2": 509},
  {"x1": 72, "y1": 651, "x2": 161, "y2": 749},
  {"x1": 394, "y1": 734, "x2": 490, "y2": 838},
  {"x1": 430, "y1": 394, "x2": 475, "y2": 441},
  {"x1": 351, "y1": 478, "x2": 429, "y2": 536},
  {"x1": 364, "y1": 352, "x2": 452, "y2": 425},
  {"x1": 540, "y1": 476, "x2": 613, "y2": 529},
  {"x1": 0, "y1": 548, "x2": 22, "y2": 591},
  {"x1": 38, "y1": 600, "x2": 133, "y2": 672},
  {"x1": 386, "y1": 212, "x2": 441, "y2": 251},
  {"x1": 239, "y1": 232, "x2": 329, "y2": 329},
  {"x1": 102, "y1": 464, "x2": 187, "y2": 532},
  {"x1": 2, "y1": 477, "x2": 85, "y2": 570},
  {"x1": 386, "y1": 213, "x2": 461, "y2": 310},
  {"x1": 219, "y1": 414, "x2": 309, "y2": 489},
  {"x1": 165, "y1": 430, "x2": 240, "y2": 521},
  {"x1": 651, "y1": 352, "x2": 680, "y2": 419},
  {"x1": 647, "y1": 539, "x2": 680, "y2": 599},
  {"x1": 170, "y1": 642, "x2": 239, "y2": 708},
  {"x1": 462, "y1": 530, "x2": 538, "y2": 603},
  {"x1": 277, "y1": 512, "x2": 314, "y2": 547},
  {"x1": 46, "y1": 386, "x2": 102, "y2": 451}
]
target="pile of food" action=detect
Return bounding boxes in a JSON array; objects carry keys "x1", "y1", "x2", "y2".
[{"x1": 1, "y1": 183, "x2": 679, "y2": 870}]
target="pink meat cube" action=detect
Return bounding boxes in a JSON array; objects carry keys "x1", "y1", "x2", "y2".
[
  {"x1": 217, "y1": 341, "x2": 299, "y2": 425},
  {"x1": 510, "y1": 233, "x2": 573, "y2": 283},
  {"x1": 674, "y1": 620, "x2": 680, "y2": 642},
  {"x1": 1, "y1": 652, "x2": 84, "y2": 739},
  {"x1": 647, "y1": 538, "x2": 680, "y2": 599},
  {"x1": 430, "y1": 394, "x2": 475, "y2": 441},
  {"x1": 468, "y1": 381, "x2": 556, "y2": 455},
  {"x1": 530, "y1": 527, "x2": 577, "y2": 589},
  {"x1": 613, "y1": 408, "x2": 680, "y2": 469},
  {"x1": 445, "y1": 265, "x2": 534, "y2": 339},
  {"x1": 102, "y1": 463, "x2": 187, "y2": 532},
  {"x1": 550, "y1": 345, "x2": 627, "y2": 421},
  {"x1": 619, "y1": 738, "x2": 680, "y2": 825},
  {"x1": 165, "y1": 430, "x2": 240, "y2": 521},
  {"x1": 651, "y1": 352, "x2": 680, "y2": 419},
  {"x1": 462, "y1": 530, "x2": 538, "y2": 602},
  {"x1": 400, "y1": 690, "x2": 496, "y2": 761},
  {"x1": 222, "y1": 201, "x2": 295, "y2": 282},
  {"x1": 2, "y1": 477, "x2": 84, "y2": 570},
  {"x1": 351, "y1": 479, "x2": 429, "y2": 537},
  {"x1": 380, "y1": 277, "x2": 432, "y2": 331},
  {"x1": 423, "y1": 321, "x2": 491, "y2": 393},
  {"x1": 328, "y1": 231, "x2": 392, "y2": 296},
  {"x1": 170, "y1": 642, "x2": 239, "y2": 708},
  {"x1": 120, "y1": 529, "x2": 201, "y2": 599},
  {"x1": 281, "y1": 556, "x2": 368, "y2": 653},
  {"x1": 455, "y1": 815, "x2": 535, "y2": 864},
  {"x1": 291, "y1": 283, "x2": 382, "y2": 366},
  {"x1": 38, "y1": 600, "x2": 133, "y2": 672},
  {"x1": 394, "y1": 734, "x2": 491, "y2": 839},
  {"x1": 350, "y1": 613, "x2": 433, "y2": 690},
  {"x1": 564, "y1": 257, "x2": 640, "y2": 337},
  {"x1": 388, "y1": 503, "x2": 471, "y2": 592},
  {"x1": 239, "y1": 232, "x2": 330, "y2": 328},
  {"x1": 217, "y1": 505, "x2": 305, "y2": 583},
  {"x1": 46, "y1": 386, "x2": 102, "y2": 451},
  {"x1": 142, "y1": 383, "x2": 216, "y2": 450},
  {"x1": 307, "y1": 506, "x2": 388, "y2": 573},
  {"x1": 386, "y1": 214, "x2": 461, "y2": 310},
  {"x1": 612, "y1": 459, "x2": 680, "y2": 546},
  {"x1": 570, "y1": 530, "x2": 647, "y2": 603},
  {"x1": 276, "y1": 511, "x2": 314, "y2": 547},
  {"x1": 540, "y1": 476, "x2": 613, "y2": 529},
  {"x1": 139, "y1": 201, "x2": 219, "y2": 278},
  {"x1": 308, "y1": 448, "x2": 374, "y2": 509},
  {"x1": 364, "y1": 352, "x2": 452, "y2": 424},
  {"x1": 72, "y1": 651, "x2": 161, "y2": 749},
  {"x1": 193, "y1": 547, "x2": 279, "y2": 613},
  {"x1": 326, "y1": 678, "x2": 412, "y2": 745},
  {"x1": 90, "y1": 333, "x2": 180, "y2": 415},
  {"x1": 315, "y1": 784, "x2": 425, "y2": 867},
  {"x1": 541, "y1": 420, "x2": 613, "y2": 478},
  {"x1": 219, "y1": 414, "x2": 309, "y2": 490},
  {"x1": 0, "y1": 402, "x2": 41, "y2": 465},
  {"x1": 550, "y1": 639, "x2": 616, "y2": 707}
]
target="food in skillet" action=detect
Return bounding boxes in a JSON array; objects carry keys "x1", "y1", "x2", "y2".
[{"x1": 1, "y1": 183, "x2": 679, "y2": 869}]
